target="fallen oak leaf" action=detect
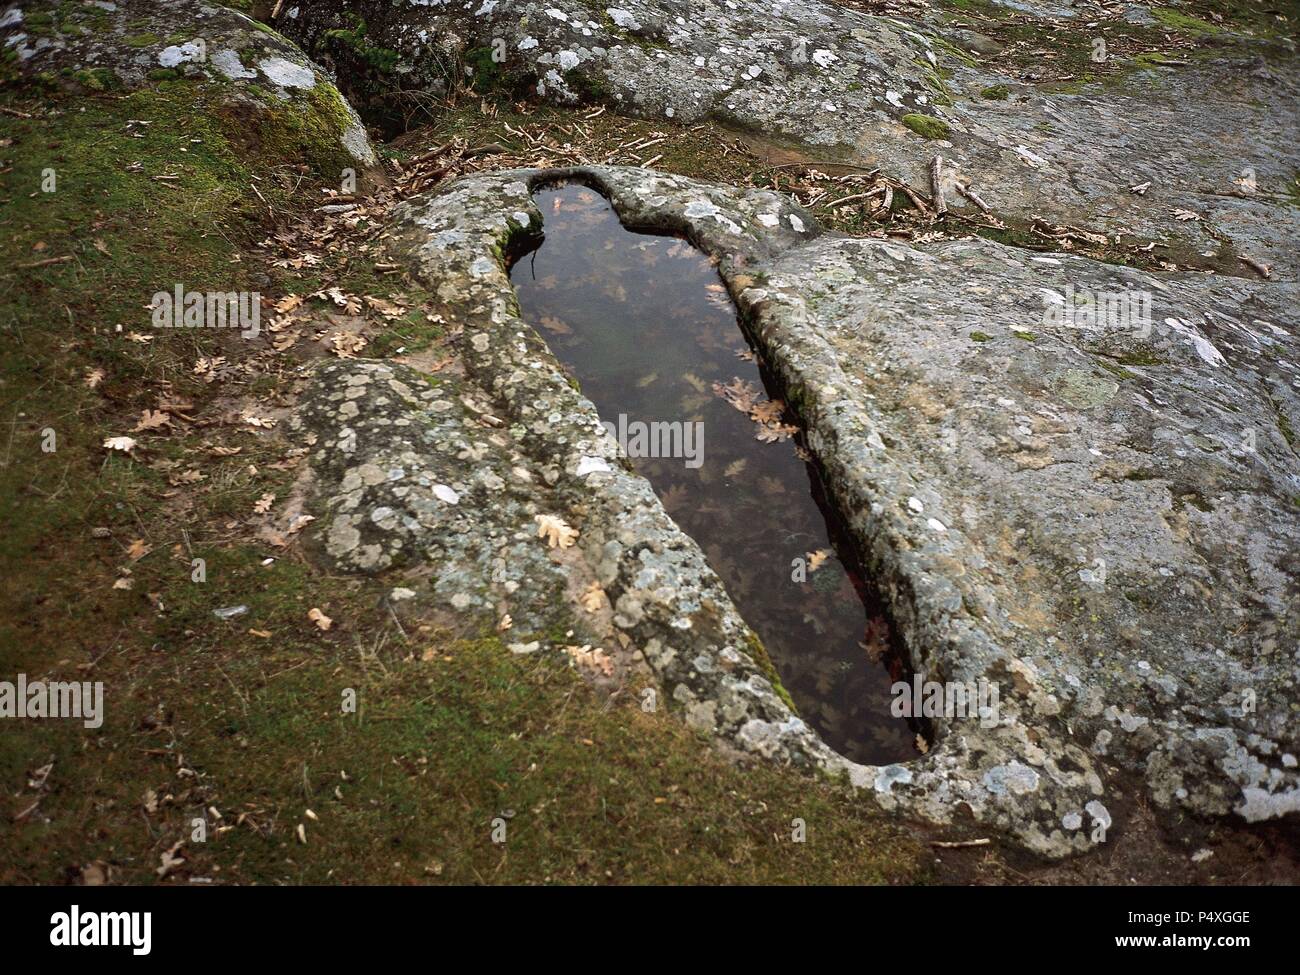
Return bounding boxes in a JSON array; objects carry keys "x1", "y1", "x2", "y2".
[
  {"x1": 327, "y1": 330, "x2": 368, "y2": 358},
  {"x1": 132, "y1": 409, "x2": 171, "y2": 433},
  {"x1": 102, "y1": 435, "x2": 138, "y2": 454},
  {"x1": 320, "y1": 286, "x2": 361, "y2": 314},
  {"x1": 579, "y1": 580, "x2": 608, "y2": 614},
  {"x1": 364, "y1": 296, "x2": 406, "y2": 319},
  {"x1": 535, "y1": 513, "x2": 578, "y2": 549},
  {"x1": 156, "y1": 842, "x2": 185, "y2": 879},
  {"x1": 193, "y1": 356, "x2": 225, "y2": 376},
  {"x1": 286, "y1": 513, "x2": 315, "y2": 534}
]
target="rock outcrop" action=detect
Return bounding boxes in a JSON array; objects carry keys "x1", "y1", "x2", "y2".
[
  {"x1": 291, "y1": 164, "x2": 1299, "y2": 855},
  {"x1": 3, "y1": 0, "x2": 377, "y2": 174},
  {"x1": 273, "y1": 0, "x2": 1300, "y2": 278}
]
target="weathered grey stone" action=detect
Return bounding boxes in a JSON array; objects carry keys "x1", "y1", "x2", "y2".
[
  {"x1": 292, "y1": 359, "x2": 581, "y2": 637},
  {"x1": 320, "y1": 163, "x2": 1298, "y2": 857},
  {"x1": 274, "y1": 0, "x2": 1300, "y2": 277}
]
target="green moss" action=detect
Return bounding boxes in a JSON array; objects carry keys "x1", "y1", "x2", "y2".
[
  {"x1": 462, "y1": 44, "x2": 536, "y2": 99},
  {"x1": 324, "y1": 15, "x2": 400, "y2": 73},
  {"x1": 565, "y1": 67, "x2": 613, "y2": 103},
  {"x1": 1013, "y1": 330, "x2": 1037, "y2": 342},
  {"x1": 1117, "y1": 350, "x2": 1165, "y2": 366},
  {"x1": 22, "y1": 11, "x2": 55, "y2": 35},
  {"x1": 979, "y1": 83, "x2": 1011, "y2": 100},
  {"x1": 901, "y1": 113, "x2": 950, "y2": 139},
  {"x1": 742, "y1": 632, "x2": 798, "y2": 713},
  {"x1": 1133, "y1": 50, "x2": 1185, "y2": 67},
  {"x1": 969, "y1": 331, "x2": 993, "y2": 342},
  {"x1": 917, "y1": 64, "x2": 955, "y2": 107},
  {"x1": 1286, "y1": 172, "x2": 1300, "y2": 210},
  {"x1": 1151, "y1": 7, "x2": 1224, "y2": 34},
  {"x1": 124, "y1": 32, "x2": 160, "y2": 47},
  {"x1": 929, "y1": 35, "x2": 980, "y2": 68},
  {"x1": 72, "y1": 67, "x2": 119, "y2": 91},
  {"x1": 248, "y1": 82, "x2": 363, "y2": 178},
  {"x1": 1097, "y1": 360, "x2": 1137, "y2": 381},
  {"x1": 943, "y1": 0, "x2": 1002, "y2": 12}
]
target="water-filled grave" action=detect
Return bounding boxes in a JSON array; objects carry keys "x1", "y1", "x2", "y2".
[{"x1": 509, "y1": 183, "x2": 920, "y2": 765}]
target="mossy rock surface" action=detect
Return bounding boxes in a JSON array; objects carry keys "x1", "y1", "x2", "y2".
[
  {"x1": 901, "y1": 112, "x2": 951, "y2": 139},
  {"x1": 1, "y1": 0, "x2": 377, "y2": 176}
]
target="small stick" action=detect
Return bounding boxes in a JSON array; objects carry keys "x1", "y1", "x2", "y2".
[
  {"x1": 12, "y1": 798, "x2": 41, "y2": 822},
  {"x1": 409, "y1": 142, "x2": 453, "y2": 166},
  {"x1": 1239, "y1": 255, "x2": 1272, "y2": 279},
  {"x1": 18, "y1": 255, "x2": 73, "y2": 269},
  {"x1": 464, "y1": 143, "x2": 507, "y2": 159},
  {"x1": 890, "y1": 179, "x2": 932, "y2": 214},
  {"x1": 931, "y1": 837, "x2": 992, "y2": 849},
  {"x1": 930, "y1": 155, "x2": 947, "y2": 216},
  {"x1": 956, "y1": 181, "x2": 992, "y2": 213},
  {"x1": 830, "y1": 189, "x2": 884, "y2": 208},
  {"x1": 769, "y1": 161, "x2": 881, "y2": 175}
]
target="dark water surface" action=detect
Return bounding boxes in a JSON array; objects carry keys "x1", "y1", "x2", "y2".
[{"x1": 509, "y1": 183, "x2": 916, "y2": 765}]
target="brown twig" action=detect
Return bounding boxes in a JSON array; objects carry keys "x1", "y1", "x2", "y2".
[
  {"x1": 889, "y1": 178, "x2": 932, "y2": 215},
  {"x1": 956, "y1": 181, "x2": 992, "y2": 214},
  {"x1": 1239, "y1": 255, "x2": 1272, "y2": 279},
  {"x1": 930, "y1": 155, "x2": 947, "y2": 217},
  {"x1": 18, "y1": 255, "x2": 73, "y2": 270}
]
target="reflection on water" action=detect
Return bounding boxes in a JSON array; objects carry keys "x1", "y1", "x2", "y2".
[{"x1": 509, "y1": 183, "x2": 917, "y2": 765}]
